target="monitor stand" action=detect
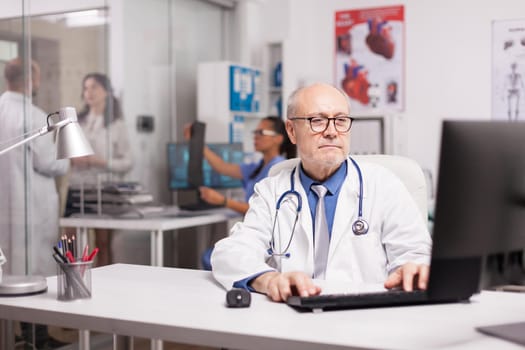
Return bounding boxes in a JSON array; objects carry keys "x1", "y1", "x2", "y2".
[{"x1": 179, "y1": 190, "x2": 223, "y2": 211}]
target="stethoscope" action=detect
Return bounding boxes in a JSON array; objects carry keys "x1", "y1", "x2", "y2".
[{"x1": 267, "y1": 157, "x2": 369, "y2": 258}]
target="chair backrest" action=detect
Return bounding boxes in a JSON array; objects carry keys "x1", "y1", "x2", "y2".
[{"x1": 268, "y1": 155, "x2": 428, "y2": 221}]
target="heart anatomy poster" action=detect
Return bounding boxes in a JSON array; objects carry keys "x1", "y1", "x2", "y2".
[{"x1": 335, "y1": 5, "x2": 404, "y2": 113}]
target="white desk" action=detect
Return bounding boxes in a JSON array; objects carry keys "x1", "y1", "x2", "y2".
[
  {"x1": 60, "y1": 209, "x2": 239, "y2": 266},
  {"x1": 1, "y1": 264, "x2": 525, "y2": 350}
]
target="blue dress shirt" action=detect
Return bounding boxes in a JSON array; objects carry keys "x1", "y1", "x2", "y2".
[{"x1": 299, "y1": 161, "x2": 347, "y2": 238}]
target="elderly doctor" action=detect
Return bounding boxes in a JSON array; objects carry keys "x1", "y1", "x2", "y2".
[{"x1": 211, "y1": 83, "x2": 431, "y2": 302}]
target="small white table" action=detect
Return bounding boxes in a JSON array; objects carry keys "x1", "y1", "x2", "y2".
[
  {"x1": 1, "y1": 264, "x2": 525, "y2": 350},
  {"x1": 59, "y1": 208, "x2": 239, "y2": 266}
]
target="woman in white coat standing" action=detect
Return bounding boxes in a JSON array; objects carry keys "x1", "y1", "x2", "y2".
[
  {"x1": 0, "y1": 58, "x2": 69, "y2": 277},
  {"x1": 65, "y1": 73, "x2": 133, "y2": 266},
  {"x1": 211, "y1": 83, "x2": 432, "y2": 302}
]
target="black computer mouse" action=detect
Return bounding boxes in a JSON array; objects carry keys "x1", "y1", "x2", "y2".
[{"x1": 226, "y1": 288, "x2": 251, "y2": 308}]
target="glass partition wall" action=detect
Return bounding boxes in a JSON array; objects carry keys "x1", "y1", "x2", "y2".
[
  {"x1": 0, "y1": 0, "x2": 233, "y2": 347},
  {"x1": 0, "y1": 3, "x2": 111, "y2": 348},
  {"x1": 0, "y1": 6, "x2": 109, "y2": 276}
]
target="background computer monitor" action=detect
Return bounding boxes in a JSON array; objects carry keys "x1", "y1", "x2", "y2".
[
  {"x1": 187, "y1": 121, "x2": 206, "y2": 188},
  {"x1": 432, "y1": 120, "x2": 525, "y2": 259},
  {"x1": 168, "y1": 143, "x2": 244, "y2": 190}
]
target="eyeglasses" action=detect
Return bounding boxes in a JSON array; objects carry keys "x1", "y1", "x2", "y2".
[
  {"x1": 252, "y1": 129, "x2": 278, "y2": 136},
  {"x1": 289, "y1": 115, "x2": 354, "y2": 133}
]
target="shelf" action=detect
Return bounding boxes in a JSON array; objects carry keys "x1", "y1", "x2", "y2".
[{"x1": 265, "y1": 41, "x2": 283, "y2": 117}]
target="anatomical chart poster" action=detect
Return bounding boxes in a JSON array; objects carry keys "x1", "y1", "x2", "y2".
[
  {"x1": 492, "y1": 19, "x2": 525, "y2": 121},
  {"x1": 335, "y1": 5, "x2": 404, "y2": 113}
]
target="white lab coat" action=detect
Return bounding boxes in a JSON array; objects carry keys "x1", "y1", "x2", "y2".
[
  {"x1": 0, "y1": 91, "x2": 69, "y2": 276},
  {"x1": 68, "y1": 112, "x2": 133, "y2": 187},
  {"x1": 212, "y1": 158, "x2": 432, "y2": 289}
]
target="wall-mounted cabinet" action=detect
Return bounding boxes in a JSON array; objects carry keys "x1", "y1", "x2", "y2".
[
  {"x1": 264, "y1": 42, "x2": 283, "y2": 117},
  {"x1": 197, "y1": 61, "x2": 263, "y2": 153}
]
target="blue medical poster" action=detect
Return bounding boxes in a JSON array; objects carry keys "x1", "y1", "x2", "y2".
[
  {"x1": 229, "y1": 115, "x2": 245, "y2": 144},
  {"x1": 229, "y1": 65, "x2": 261, "y2": 112}
]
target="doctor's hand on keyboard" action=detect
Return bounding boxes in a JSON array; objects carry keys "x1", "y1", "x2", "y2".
[
  {"x1": 250, "y1": 271, "x2": 322, "y2": 302},
  {"x1": 384, "y1": 262, "x2": 430, "y2": 292},
  {"x1": 250, "y1": 262, "x2": 428, "y2": 303}
]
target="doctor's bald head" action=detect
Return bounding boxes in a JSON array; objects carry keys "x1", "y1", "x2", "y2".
[
  {"x1": 285, "y1": 83, "x2": 353, "y2": 181},
  {"x1": 286, "y1": 83, "x2": 351, "y2": 119},
  {"x1": 4, "y1": 57, "x2": 41, "y2": 96}
]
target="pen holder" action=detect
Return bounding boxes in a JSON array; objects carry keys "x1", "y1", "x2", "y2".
[{"x1": 56, "y1": 260, "x2": 93, "y2": 301}]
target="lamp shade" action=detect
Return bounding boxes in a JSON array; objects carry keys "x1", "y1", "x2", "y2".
[{"x1": 56, "y1": 107, "x2": 94, "y2": 159}]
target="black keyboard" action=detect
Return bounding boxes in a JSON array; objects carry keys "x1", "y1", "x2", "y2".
[{"x1": 287, "y1": 289, "x2": 428, "y2": 311}]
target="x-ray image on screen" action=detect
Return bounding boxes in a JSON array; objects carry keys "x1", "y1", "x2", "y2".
[{"x1": 168, "y1": 143, "x2": 244, "y2": 190}]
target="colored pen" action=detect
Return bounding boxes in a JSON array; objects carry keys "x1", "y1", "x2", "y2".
[
  {"x1": 71, "y1": 236, "x2": 76, "y2": 258},
  {"x1": 52, "y1": 253, "x2": 67, "y2": 265},
  {"x1": 67, "y1": 239, "x2": 73, "y2": 255},
  {"x1": 53, "y1": 246, "x2": 68, "y2": 264},
  {"x1": 61, "y1": 235, "x2": 68, "y2": 255},
  {"x1": 66, "y1": 251, "x2": 76, "y2": 263},
  {"x1": 81, "y1": 245, "x2": 89, "y2": 262},
  {"x1": 87, "y1": 248, "x2": 99, "y2": 262}
]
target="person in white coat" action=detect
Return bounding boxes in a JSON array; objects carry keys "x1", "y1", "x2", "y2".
[
  {"x1": 0, "y1": 58, "x2": 69, "y2": 277},
  {"x1": 211, "y1": 83, "x2": 431, "y2": 302},
  {"x1": 65, "y1": 73, "x2": 133, "y2": 266}
]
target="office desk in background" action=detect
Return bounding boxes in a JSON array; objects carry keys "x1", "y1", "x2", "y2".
[
  {"x1": 59, "y1": 208, "x2": 240, "y2": 266},
  {"x1": 1, "y1": 264, "x2": 525, "y2": 350}
]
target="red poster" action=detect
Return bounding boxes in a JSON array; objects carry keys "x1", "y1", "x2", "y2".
[{"x1": 335, "y1": 5, "x2": 404, "y2": 112}]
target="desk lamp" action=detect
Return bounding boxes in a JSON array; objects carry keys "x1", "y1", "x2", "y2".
[{"x1": 0, "y1": 107, "x2": 93, "y2": 296}]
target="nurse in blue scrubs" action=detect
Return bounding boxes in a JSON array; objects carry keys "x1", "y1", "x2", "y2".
[
  {"x1": 186, "y1": 116, "x2": 295, "y2": 214},
  {"x1": 185, "y1": 116, "x2": 295, "y2": 269}
]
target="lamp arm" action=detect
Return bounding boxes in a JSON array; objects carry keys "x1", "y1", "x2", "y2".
[
  {"x1": 0, "y1": 125, "x2": 49, "y2": 156},
  {"x1": 0, "y1": 118, "x2": 71, "y2": 157}
]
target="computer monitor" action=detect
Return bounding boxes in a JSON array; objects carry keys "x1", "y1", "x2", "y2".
[
  {"x1": 425, "y1": 120, "x2": 525, "y2": 297},
  {"x1": 188, "y1": 121, "x2": 206, "y2": 188},
  {"x1": 432, "y1": 120, "x2": 525, "y2": 259},
  {"x1": 168, "y1": 142, "x2": 244, "y2": 190}
]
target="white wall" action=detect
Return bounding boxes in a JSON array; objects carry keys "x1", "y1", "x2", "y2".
[
  {"x1": 5, "y1": 0, "x2": 525, "y2": 191},
  {"x1": 235, "y1": 0, "x2": 263, "y2": 66},
  {"x1": 118, "y1": 0, "x2": 173, "y2": 204},
  {"x1": 259, "y1": 0, "x2": 525, "y2": 184}
]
